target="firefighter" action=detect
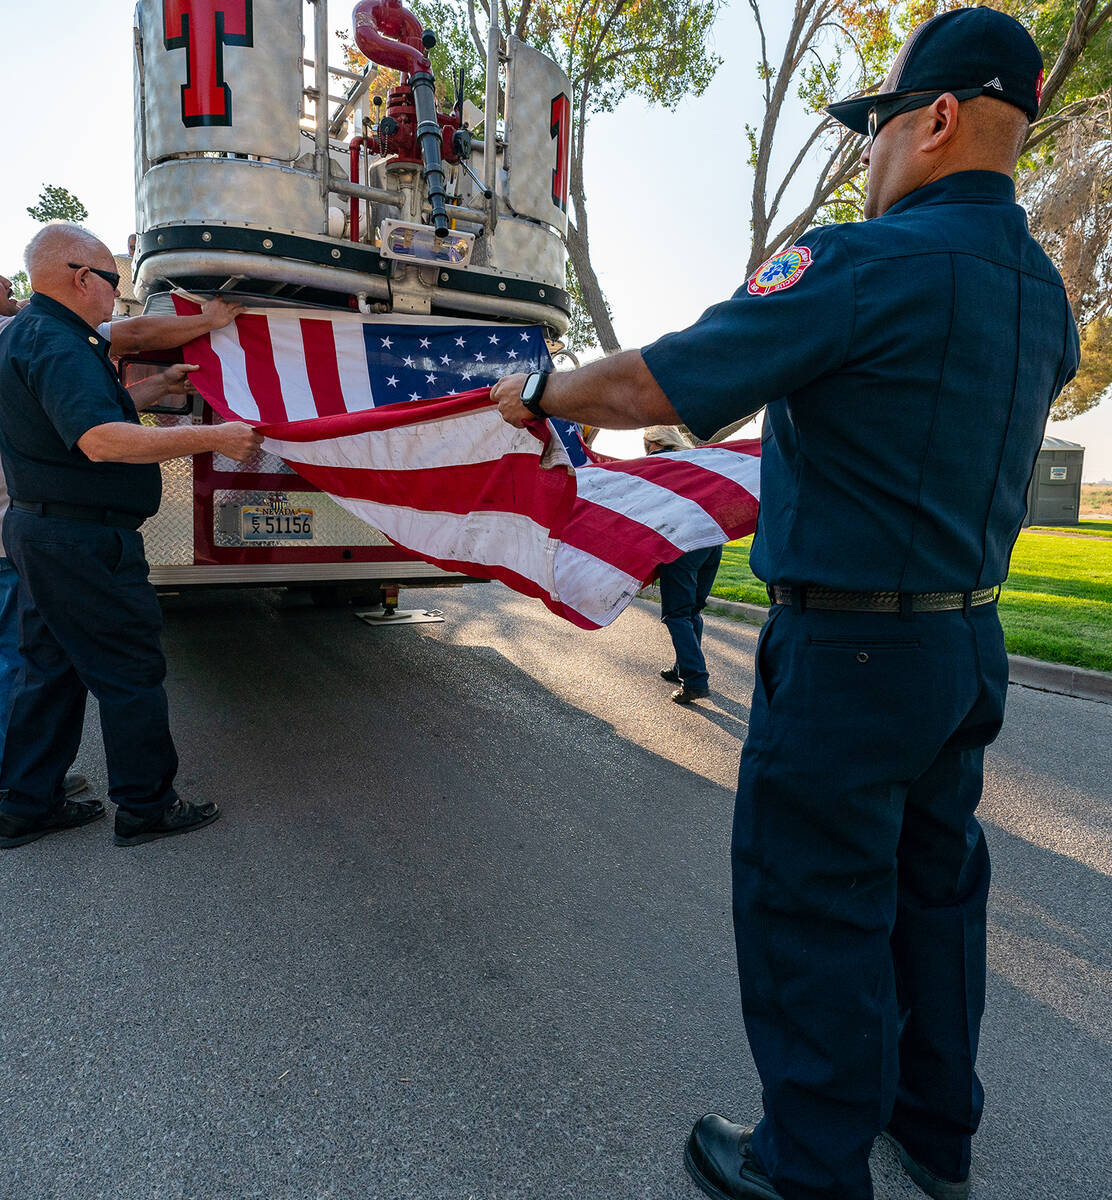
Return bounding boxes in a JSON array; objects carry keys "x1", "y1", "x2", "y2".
[
  {"x1": 0, "y1": 225, "x2": 261, "y2": 849},
  {"x1": 493, "y1": 10, "x2": 1077, "y2": 1199}
]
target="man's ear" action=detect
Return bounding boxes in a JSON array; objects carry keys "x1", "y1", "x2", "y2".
[{"x1": 924, "y1": 93, "x2": 961, "y2": 150}]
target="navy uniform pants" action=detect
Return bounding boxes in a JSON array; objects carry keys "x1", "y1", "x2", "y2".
[
  {"x1": 0, "y1": 509, "x2": 179, "y2": 820},
  {"x1": 658, "y1": 544, "x2": 723, "y2": 690},
  {"x1": 735, "y1": 601, "x2": 1008, "y2": 1200}
]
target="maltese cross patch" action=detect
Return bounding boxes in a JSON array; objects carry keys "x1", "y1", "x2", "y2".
[{"x1": 747, "y1": 245, "x2": 814, "y2": 296}]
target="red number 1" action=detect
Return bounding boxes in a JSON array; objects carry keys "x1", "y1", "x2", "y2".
[{"x1": 550, "y1": 93, "x2": 571, "y2": 213}]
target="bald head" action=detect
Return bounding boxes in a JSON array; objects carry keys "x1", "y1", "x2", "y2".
[
  {"x1": 26, "y1": 223, "x2": 119, "y2": 327},
  {"x1": 863, "y1": 95, "x2": 1030, "y2": 219}
]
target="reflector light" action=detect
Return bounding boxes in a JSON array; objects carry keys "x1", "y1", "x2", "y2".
[{"x1": 379, "y1": 220, "x2": 475, "y2": 267}]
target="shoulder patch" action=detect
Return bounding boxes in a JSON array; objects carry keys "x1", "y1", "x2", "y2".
[{"x1": 747, "y1": 245, "x2": 814, "y2": 296}]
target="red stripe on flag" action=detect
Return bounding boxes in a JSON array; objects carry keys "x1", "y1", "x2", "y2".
[
  {"x1": 255, "y1": 387, "x2": 514, "y2": 441},
  {"x1": 299, "y1": 319, "x2": 347, "y2": 418},
  {"x1": 278, "y1": 452, "x2": 573, "y2": 526},
  {"x1": 558, "y1": 497, "x2": 682, "y2": 582},
  {"x1": 236, "y1": 314, "x2": 288, "y2": 423},
  {"x1": 172, "y1": 299, "x2": 229, "y2": 419}
]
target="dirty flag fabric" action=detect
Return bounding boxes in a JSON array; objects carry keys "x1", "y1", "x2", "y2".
[{"x1": 172, "y1": 300, "x2": 760, "y2": 629}]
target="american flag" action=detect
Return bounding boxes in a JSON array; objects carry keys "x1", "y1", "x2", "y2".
[{"x1": 174, "y1": 300, "x2": 760, "y2": 629}]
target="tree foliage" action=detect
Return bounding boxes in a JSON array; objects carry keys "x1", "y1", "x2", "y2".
[
  {"x1": 744, "y1": 0, "x2": 1112, "y2": 416},
  {"x1": 9, "y1": 271, "x2": 30, "y2": 300},
  {"x1": 339, "y1": 0, "x2": 724, "y2": 354},
  {"x1": 26, "y1": 184, "x2": 88, "y2": 224}
]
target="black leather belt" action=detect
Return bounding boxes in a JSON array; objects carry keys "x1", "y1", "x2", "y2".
[
  {"x1": 768, "y1": 584, "x2": 999, "y2": 614},
  {"x1": 12, "y1": 500, "x2": 146, "y2": 531}
]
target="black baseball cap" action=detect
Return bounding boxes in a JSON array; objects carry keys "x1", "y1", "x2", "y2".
[{"x1": 826, "y1": 7, "x2": 1044, "y2": 136}]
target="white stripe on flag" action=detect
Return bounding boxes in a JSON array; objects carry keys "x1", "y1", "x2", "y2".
[
  {"x1": 328, "y1": 495, "x2": 559, "y2": 597},
  {"x1": 209, "y1": 322, "x2": 261, "y2": 422},
  {"x1": 657, "y1": 446, "x2": 763, "y2": 495},
  {"x1": 331, "y1": 320, "x2": 375, "y2": 412},
  {"x1": 263, "y1": 408, "x2": 535, "y2": 473},
  {"x1": 268, "y1": 316, "x2": 317, "y2": 421},
  {"x1": 552, "y1": 544, "x2": 643, "y2": 625},
  {"x1": 573, "y1": 466, "x2": 729, "y2": 550}
]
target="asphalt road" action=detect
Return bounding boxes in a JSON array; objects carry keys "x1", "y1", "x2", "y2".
[{"x1": 1, "y1": 583, "x2": 1109, "y2": 1200}]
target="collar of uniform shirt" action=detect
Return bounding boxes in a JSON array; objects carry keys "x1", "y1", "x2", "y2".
[
  {"x1": 885, "y1": 169, "x2": 1017, "y2": 218},
  {"x1": 26, "y1": 292, "x2": 111, "y2": 351}
]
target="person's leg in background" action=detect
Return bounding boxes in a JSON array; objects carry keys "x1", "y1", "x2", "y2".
[{"x1": 659, "y1": 549, "x2": 710, "y2": 699}]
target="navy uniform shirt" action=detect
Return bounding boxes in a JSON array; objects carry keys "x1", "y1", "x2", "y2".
[
  {"x1": 0, "y1": 293, "x2": 161, "y2": 518},
  {"x1": 643, "y1": 171, "x2": 1081, "y2": 592}
]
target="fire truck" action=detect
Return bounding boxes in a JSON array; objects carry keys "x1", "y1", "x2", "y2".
[{"x1": 126, "y1": 0, "x2": 572, "y2": 600}]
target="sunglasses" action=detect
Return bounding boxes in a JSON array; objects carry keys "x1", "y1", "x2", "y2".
[
  {"x1": 68, "y1": 262, "x2": 121, "y2": 289},
  {"x1": 867, "y1": 87, "x2": 984, "y2": 141}
]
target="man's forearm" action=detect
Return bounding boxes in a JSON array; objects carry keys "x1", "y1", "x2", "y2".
[
  {"x1": 109, "y1": 313, "x2": 213, "y2": 355},
  {"x1": 79, "y1": 422, "x2": 222, "y2": 464},
  {"x1": 537, "y1": 350, "x2": 680, "y2": 429}
]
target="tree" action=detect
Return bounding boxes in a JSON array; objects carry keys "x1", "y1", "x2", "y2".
[
  {"x1": 741, "y1": 1, "x2": 1112, "y2": 414},
  {"x1": 340, "y1": 0, "x2": 724, "y2": 354},
  {"x1": 26, "y1": 184, "x2": 89, "y2": 224},
  {"x1": 9, "y1": 271, "x2": 30, "y2": 301}
]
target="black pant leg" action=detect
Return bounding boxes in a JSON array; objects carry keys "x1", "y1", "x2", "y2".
[
  {"x1": 0, "y1": 564, "x2": 87, "y2": 819},
  {"x1": 890, "y1": 608, "x2": 1008, "y2": 1180},
  {"x1": 1, "y1": 512, "x2": 178, "y2": 817},
  {"x1": 733, "y1": 608, "x2": 989, "y2": 1200}
]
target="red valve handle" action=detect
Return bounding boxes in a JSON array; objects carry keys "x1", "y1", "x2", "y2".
[{"x1": 352, "y1": 0, "x2": 430, "y2": 75}]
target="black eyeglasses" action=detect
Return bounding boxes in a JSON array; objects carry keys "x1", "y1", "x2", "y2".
[
  {"x1": 67, "y1": 263, "x2": 121, "y2": 289},
  {"x1": 868, "y1": 87, "x2": 983, "y2": 141}
]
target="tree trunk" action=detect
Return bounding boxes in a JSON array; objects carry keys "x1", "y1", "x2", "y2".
[{"x1": 566, "y1": 199, "x2": 621, "y2": 354}]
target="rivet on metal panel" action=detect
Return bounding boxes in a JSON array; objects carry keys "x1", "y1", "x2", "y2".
[
  {"x1": 331, "y1": 248, "x2": 341, "y2": 259},
  {"x1": 262, "y1": 238, "x2": 274, "y2": 249},
  {"x1": 157, "y1": 235, "x2": 164, "y2": 245},
  {"x1": 201, "y1": 232, "x2": 212, "y2": 242},
  {"x1": 498, "y1": 282, "x2": 506, "y2": 291},
  {"x1": 539, "y1": 289, "x2": 546, "y2": 297},
  {"x1": 441, "y1": 272, "x2": 449, "y2": 282}
]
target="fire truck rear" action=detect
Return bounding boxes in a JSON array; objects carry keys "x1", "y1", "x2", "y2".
[{"x1": 128, "y1": 0, "x2": 572, "y2": 598}]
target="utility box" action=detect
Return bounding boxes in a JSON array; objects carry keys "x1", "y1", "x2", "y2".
[{"x1": 1024, "y1": 436, "x2": 1085, "y2": 526}]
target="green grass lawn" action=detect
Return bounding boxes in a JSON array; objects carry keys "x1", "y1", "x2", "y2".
[
  {"x1": 1028, "y1": 520, "x2": 1112, "y2": 538},
  {"x1": 712, "y1": 532, "x2": 1112, "y2": 673}
]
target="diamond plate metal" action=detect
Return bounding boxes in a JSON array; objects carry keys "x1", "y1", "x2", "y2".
[
  {"x1": 139, "y1": 415, "x2": 194, "y2": 565},
  {"x1": 214, "y1": 490, "x2": 393, "y2": 548}
]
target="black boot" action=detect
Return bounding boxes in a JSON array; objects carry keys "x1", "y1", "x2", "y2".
[
  {"x1": 684, "y1": 1115, "x2": 784, "y2": 1200},
  {"x1": 0, "y1": 798, "x2": 105, "y2": 848},
  {"x1": 114, "y1": 798, "x2": 220, "y2": 847}
]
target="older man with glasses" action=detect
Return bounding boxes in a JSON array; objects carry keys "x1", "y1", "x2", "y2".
[
  {"x1": 0, "y1": 224, "x2": 262, "y2": 850},
  {"x1": 0, "y1": 261, "x2": 245, "y2": 808},
  {"x1": 493, "y1": 9, "x2": 1078, "y2": 1200}
]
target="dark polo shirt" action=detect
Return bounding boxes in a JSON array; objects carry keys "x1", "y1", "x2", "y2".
[
  {"x1": 643, "y1": 171, "x2": 1081, "y2": 593},
  {"x1": 0, "y1": 293, "x2": 161, "y2": 518}
]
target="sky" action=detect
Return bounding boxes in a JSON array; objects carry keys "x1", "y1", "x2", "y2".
[{"x1": 1, "y1": 0, "x2": 1109, "y2": 478}]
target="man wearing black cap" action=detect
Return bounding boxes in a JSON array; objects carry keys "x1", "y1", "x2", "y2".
[{"x1": 493, "y1": 8, "x2": 1079, "y2": 1200}]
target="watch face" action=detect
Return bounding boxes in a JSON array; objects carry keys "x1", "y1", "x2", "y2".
[{"x1": 522, "y1": 373, "x2": 542, "y2": 403}]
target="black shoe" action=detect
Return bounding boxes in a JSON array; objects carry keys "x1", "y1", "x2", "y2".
[
  {"x1": 685, "y1": 1115, "x2": 783, "y2": 1200},
  {"x1": 63, "y1": 772, "x2": 89, "y2": 799},
  {"x1": 661, "y1": 667, "x2": 681, "y2": 683},
  {"x1": 0, "y1": 798, "x2": 106, "y2": 849},
  {"x1": 881, "y1": 1132, "x2": 970, "y2": 1200},
  {"x1": 114, "y1": 798, "x2": 221, "y2": 847},
  {"x1": 672, "y1": 685, "x2": 710, "y2": 705}
]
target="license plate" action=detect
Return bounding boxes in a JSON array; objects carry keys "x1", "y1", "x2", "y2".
[{"x1": 240, "y1": 506, "x2": 314, "y2": 541}]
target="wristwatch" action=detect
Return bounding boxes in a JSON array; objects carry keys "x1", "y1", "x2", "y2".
[{"x1": 520, "y1": 370, "x2": 551, "y2": 417}]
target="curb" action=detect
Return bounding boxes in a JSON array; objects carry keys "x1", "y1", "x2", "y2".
[{"x1": 639, "y1": 589, "x2": 1112, "y2": 706}]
